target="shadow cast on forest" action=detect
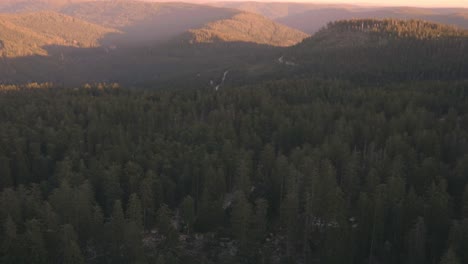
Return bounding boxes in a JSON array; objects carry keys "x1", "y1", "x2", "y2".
[
  {"x1": 0, "y1": 5, "x2": 285, "y2": 86},
  {"x1": 0, "y1": 40, "x2": 283, "y2": 87}
]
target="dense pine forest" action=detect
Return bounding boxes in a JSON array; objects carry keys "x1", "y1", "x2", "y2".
[
  {"x1": 1, "y1": 79, "x2": 468, "y2": 264},
  {"x1": 284, "y1": 19, "x2": 468, "y2": 84}
]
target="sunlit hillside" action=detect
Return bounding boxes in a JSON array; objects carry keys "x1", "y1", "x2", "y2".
[
  {"x1": 0, "y1": 11, "x2": 116, "y2": 57},
  {"x1": 182, "y1": 12, "x2": 309, "y2": 47}
]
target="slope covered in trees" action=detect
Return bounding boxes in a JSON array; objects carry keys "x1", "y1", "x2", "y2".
[
  {"x1": 281, "y1": 19, "x2": 468, "y2": 82},
  {"x1": 214, "y1": 2, "x2": 468, "y2": 34},
  {"x1": 60, "y1": 1, "x2": 240, "y2": 46},
  {"x1": 181, "y1": 12, "x2": 309, "y2": 47},
  {"x1": 276, "y1": 7, "x2": 468, "y2": 34},
  {"x1": 0, "y1": 3, "x2": 467, "y2": 264},
  {"x1": 0, "y1": 79, "x2": 468, "y2": 264},
  {"x1": 0, "y1": 11, "x2": 116, "y2": 57},
  {"x1": 212, "y1": 1, "x2": 359, "y2": 20}
]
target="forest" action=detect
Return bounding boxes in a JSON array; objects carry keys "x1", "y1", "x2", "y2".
[
  {"x1": 1, "y1": 79, "x2": 467, "y2": 264},
  {"x1": 1, "y1": 1, "x2": 468, "y2": 263}
]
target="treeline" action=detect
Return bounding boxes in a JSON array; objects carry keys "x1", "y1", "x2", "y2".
[
  {"x1": 324, "y1": 19, "x2": 468, "y2": 39},
  {"x1": 1, "y1": 80, "x2": 468, "y2": 263},
  {"x1": 289, "y1": 19, "x2": 468, "y2": 83},
  {"x1": 183, "y1": 12, "x2": 308, "y2": 47}
]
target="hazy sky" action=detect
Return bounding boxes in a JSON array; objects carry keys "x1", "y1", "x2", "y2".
[
  {"x1": 210, "y1": 0, "x2": 468, "y2": 8},
  {"x1": 315, "y1": 0, "x2": 468, "y2": 7}
]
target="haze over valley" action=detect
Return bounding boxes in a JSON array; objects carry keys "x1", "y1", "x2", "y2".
[{"x1": 0, "y1": 0, "x2": 467, "y2": 86}]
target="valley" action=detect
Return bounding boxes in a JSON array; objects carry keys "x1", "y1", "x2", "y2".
[{"x1": 0, "y1": 0, "x2": 466, "y2": 87}]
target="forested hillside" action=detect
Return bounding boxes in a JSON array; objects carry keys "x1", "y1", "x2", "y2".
[
  {"x1": 1, "y1": 80, "x2": 468, "y2": 264},
  {"x1": 60, "y1": 1, "x2": 240, "y2": 46},
  {"x1": 0, "y1": 11, "x2": 116, "y2": 57},
  {"x1": 1, "y1": 1, "x2": 468, "y2": 263},
  {"x1": 181, "y1": 12, "x2": 309, "y2": 47},
  {"x1": 282, "y1": 19, "x2": 468, "y2": 82},
  {"x1": 0, "y1": 17, "x2": 466, "y2": 87},
  {"x1": 276, "y1": 7, "x2": 468, "y2": 34},
  {"x1": 214, "y1": 2, "x2": 468, "y2": 34}
]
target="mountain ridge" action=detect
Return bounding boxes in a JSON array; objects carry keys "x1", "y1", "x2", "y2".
[
  {"x1": 0, "y1": 11, "x2": 117, "y2": 57},
  {"x1": 180, "y1": 12, "x2": 309, "y2": 47}
]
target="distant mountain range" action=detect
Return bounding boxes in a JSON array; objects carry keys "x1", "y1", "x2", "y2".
[
  {"x1": 0, "y1": 1, "x2": 306, "y2": 85},
  {"x1": 0, "y1": 1, "x2": 308, "y2": 52},
  {"x1": 0, "y1": 0, "x2": 467, "y2": 86},
  {"x1": 214, "y1": 2, "x2": 468, "y2": 33}
]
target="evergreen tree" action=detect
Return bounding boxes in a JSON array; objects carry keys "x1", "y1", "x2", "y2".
[
  {"x1": 109, "y1": 200, "x2": 125, "y2": 259},
  {"x1": 140, "y1": 174, "x2": 156, "y2": 228},
  {"x1": 126, "y1": 193, "x2": 143, "y2": 227},
  {"x1": 439, "y1": 247, "x2": 460, "y2": 264},
  {"x1": 0, "y1": 155, "x2": 13, "y2": 189},
  {"x1": 231, "y1": 191, "x2": 252, "y2": 243},
  {"x1": 252, "y1": 198, "x2": 268, "y2": 243},
  {"x1": 25, "y1": 219, "x2": 48, "y2": 264},
  {"x1": 156, "y1": 204, "x2": 172, "y2": 236},
  {"x1": 180, "y1": 195, "x2": 195, "y2": 234},
  {"x1": 407, "y1": 217, "x2": 426, "y2": 264},
  {"x1": 235, "y1": 159, "x2": 251, "y2": 195},
  {"x1": 61, "y1": 224, "x2": 85, "y2": 264},
  {"x1": 462, "y1": 185, "x2": 468, "y2": 219}
]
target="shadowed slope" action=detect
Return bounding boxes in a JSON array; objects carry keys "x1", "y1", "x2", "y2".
[{"x1": 281, "y1": 19, "x2": 468, "y2": 81}]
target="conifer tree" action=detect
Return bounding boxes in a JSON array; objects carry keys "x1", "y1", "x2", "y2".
[
  {"x1": 180, "y1": 195, "x2": 195, "y2": 234},
  {"x1": 126, "y1": 193, "x2": 143, "y2": 227},
  {"x1": 439, "y1": 247, "x2": 460, "y2": 264}
]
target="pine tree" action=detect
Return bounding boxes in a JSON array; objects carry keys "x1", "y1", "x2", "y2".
[
  {"x1": 461, "y1": 185, "x2": 468, "y2": 219},
  {"x1": 235, "y1": 159, "x2": 251, "y2": 195},
  {"x1": 139, "y1": 172, "x2": 158, "y2": 229},
  {"x1": 459, "y1": 218, "x2": 468, "y2": 263},
  {"x1": 124, "y1": 161, "x2": 143, "y2": 197},
  {"x1": 75, "y1": 181, "x2": 94, "y2": 240},
  {"x1": 280, "y1": 170, "x2": 299, "y2": 258},
  {"x1": 110, "y1": 200, "x2": 125, "y2": 258},
  {"x1": 252, "y1": 198, "x2": 268, "y2": 243},
  {"x1": 102, "y1": 165, "x2": 123, "y2": 213},
  {"x1": 61, "y1": 224, "x2": 85, "y2": 264},
  {"x1": 156, "y1": 204, "x2": 172, "y2": 236},
  {"x1": 90, "y1": 204, "x2": 105, "y2": 248},
  {"x1": 180, "y1": 195, "x2": 195, "y2": 234},
  {"x1": 126, "y1": 193, "x2": 143, "y2": 227},
  {"x1": 155, "y1": 254, "x2": 165, "y2": 264},
  {"x1": 25, "y1": 219, "x2": 48, "y2": 264},
  {"x1": 4, "y1": 214, "x2": 16, "y2": 239},
  {"x1": 407, "y1": 217, "x2": 426, "y2": 264},
  {"x1": 1, "y1": 214, "x2": 21, "y2": 263},
  {"x1": 0, "y1": 155, "x2": 13, "y2": 189},
  {"x1": 123, "y1": 221, "x2": 144, "y2": 263},
  {"x1": 49, "y1": 179, "x2": 75, "y2": 225},
  {"x1": 231, "y1": 192, "x2": 252, "y2": 243},
  {"x1": 439, "y1": 247, "x2": 460, "y2": 264}
]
